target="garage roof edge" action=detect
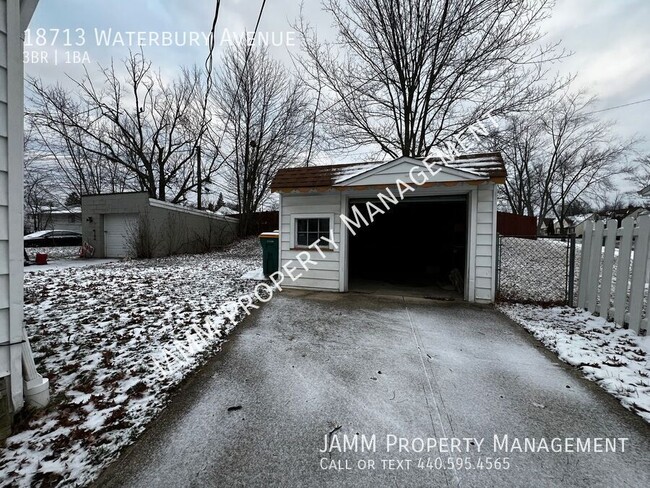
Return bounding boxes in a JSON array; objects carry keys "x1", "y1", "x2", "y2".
[{"x1": 271, "y1": 152, "x2": 506, "y2": 192}]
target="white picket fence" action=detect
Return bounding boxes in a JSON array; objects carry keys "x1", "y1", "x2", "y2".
[{"x1": 578, "y1": 215, "x2": 650, "y2": 334}]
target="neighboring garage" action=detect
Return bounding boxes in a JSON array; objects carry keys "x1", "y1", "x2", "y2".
[
  {"x1": 82, "y1": 192, "x2": 239, "y2": 258},
  {"x1": 270, "y1": 153, "x2": 506, "y2": 303}
]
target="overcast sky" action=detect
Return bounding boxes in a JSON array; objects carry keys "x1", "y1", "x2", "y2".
[{"x1": 25, "y1": 0, "x2": 650, "y2": 173}]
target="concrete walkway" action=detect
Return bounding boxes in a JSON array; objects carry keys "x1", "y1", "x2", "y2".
[{"x1": 95, "y1": 291, "x2": 650, "y2": 487}]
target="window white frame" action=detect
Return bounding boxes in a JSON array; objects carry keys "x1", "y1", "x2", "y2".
[{"x1": 290, "y1": 213, "x2": 335, "y2": 250}]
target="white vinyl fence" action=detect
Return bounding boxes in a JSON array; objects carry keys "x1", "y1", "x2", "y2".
[{"x1": 578, "y1": 215, "x2": 650, "y2": 334}]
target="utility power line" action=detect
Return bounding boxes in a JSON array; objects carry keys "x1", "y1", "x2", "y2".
[
  {"x1": 585, "y1": 97, "x2": 650, "y2": 115},
  {"x1": 204, "y1": 0, "x2": 222, "y2": 98},
  {"x1": 213, "y1": 0, "x2": 268, "y2": 158}
]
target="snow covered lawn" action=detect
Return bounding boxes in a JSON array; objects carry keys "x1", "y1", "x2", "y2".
[
  {"x1": 0, "y1": 239, "x2": 262, "y2": 487},
  {"x1": 24, "y1": 246, "x2": 80, "y2": 261},
  {"x1": 499, "y1": 303, "x2": 650, "y2": 423}
]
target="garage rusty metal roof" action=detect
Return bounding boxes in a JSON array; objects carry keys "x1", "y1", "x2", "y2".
[{"x1": 271, "y1": 152, "x2": 506, "y2": 192}]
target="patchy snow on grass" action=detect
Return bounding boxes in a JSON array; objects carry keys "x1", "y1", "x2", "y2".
[
  {"x1": 0, "y1": 238, "x2": 262, "y2": 487},
  {"x1": 24, "y1": 246, "x2": 80, "y2": 261},
  {"x1": 240, "y1": 267, "x2": 267, "y2": 281},
  {"x1": 499, "y1": 303, "x2": 650, "y2": 423}
]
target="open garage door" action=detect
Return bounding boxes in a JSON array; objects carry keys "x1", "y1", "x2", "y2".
[
  {"x1": 104, "y1": 214, "x2": 138, "y2": 258},
  {"x1": 347, "y1": 196, "x2": 467, "y2": 299}
]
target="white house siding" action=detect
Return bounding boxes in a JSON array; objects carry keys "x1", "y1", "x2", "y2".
[
  {"x1": 48, "y1": 214, "x2": 81, "y2": 232},
  {"x1": 1, "y1": 0, "x2": 23, "y2": 412},
  {"x1": 0, "y1": 0, "x2": 43, "y2": 423},
  {"x1": 279, "y1": 192, "x2": 342, "y2": 291},
  {"x1": 278, "y1": 181, "x2": 499, "y2": 302},
  {"x1": 25, "y1": 211, "x2": 82, "y2": 233}
]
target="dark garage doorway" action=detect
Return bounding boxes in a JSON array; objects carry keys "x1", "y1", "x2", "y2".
[{"x1": 348, "y1": 196, "x2": 467, "y2": 299}]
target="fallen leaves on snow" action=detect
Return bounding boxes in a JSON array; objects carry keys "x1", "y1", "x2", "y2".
[
  {"x1": 0, "y1": 239, "x2": 261, "y2": 487},
  {"x1": 499, "y1": 303, "x2": 650, "y2": 423}
]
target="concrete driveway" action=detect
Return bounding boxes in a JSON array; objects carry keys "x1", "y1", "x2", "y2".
[{"x1": 96, "y1": 291, "x2": 650, "y2": 487}]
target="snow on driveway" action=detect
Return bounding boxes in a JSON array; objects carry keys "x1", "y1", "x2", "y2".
[
  {"x1": 499, "y1": 303, "x2": 650, "y2": 423},
  {"x1": 0, "y1": 239, "x2": 261, "y2": 487}
]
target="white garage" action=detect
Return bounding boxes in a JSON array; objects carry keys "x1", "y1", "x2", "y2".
[
  {"x1": 82, "y1": 192, "x2": 239, "y2": 259},
  {"x1": 103, "y1": 213, "x2": 138, "y2": 258},
  {"x1": 270, "y1": 152, "x2": 506, "y2": 303}
]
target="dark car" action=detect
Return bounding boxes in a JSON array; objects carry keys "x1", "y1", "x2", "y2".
[{"x1": 24, "y1": 230, "x2": 82, "y2": 248}]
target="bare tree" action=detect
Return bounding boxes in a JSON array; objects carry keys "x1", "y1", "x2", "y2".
[
  {"x1": 211, "y1": 44, "x2": 311, "y2": 235},
  {"x1": 600, "y1": 193, "x2": 631, "y2": 213},
  {"x1": 494, "y1": 90, "x2": 635, "y2": 232},
  {"x1": 294, "y1": 0, "x2": 567, "y2": 159},
  {"x1": 27, "y1": 51, "x2": 218, "y2": 203},
  {"x1": 24, "y1": 120, "x2": 56, "y2": 232},
  {"x1": 629, "y1": 154, "x2": 650, "y2": 192},
  {"x1": 541, "y1": 92, "x2": 635, "y2": 232},
  {"x1": 26, "y1": 94, "x2": 132, "y2": 199},
  {"x1": 24, "y1": 170, "x2": 55, "y2": 233},
  {"x1": 488, "y1": 113, "x2": 544, "y2": 217}
]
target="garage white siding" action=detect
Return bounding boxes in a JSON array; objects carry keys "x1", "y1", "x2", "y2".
[
  {"x1": 104, "y1": 214, "x2": 138, "y2": 258},
  {"x1": 280, "y1": 192, "x2": 342, "y2": 291},
  {"x1": 473, "y1": 186, "x2": 497, "y2": 302},
  {"x1": 278, "y1": 181, "x2": 499, "y2": 302},
  {"x1": 340, "y1": 159, "x2": 479, "y2": 187}
]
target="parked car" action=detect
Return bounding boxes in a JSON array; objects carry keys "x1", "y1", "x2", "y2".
[{"x1": 24, "y1": 230, "x2": 82, "y2": 248}]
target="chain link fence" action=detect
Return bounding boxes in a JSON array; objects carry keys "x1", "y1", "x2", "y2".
[{"x1": 496, "y1": 235, "x2": 578, "y2": 305}]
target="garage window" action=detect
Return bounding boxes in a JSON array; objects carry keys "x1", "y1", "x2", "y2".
[{"x1": 295, "y1": 217, "x2": 330, "y2": 247}]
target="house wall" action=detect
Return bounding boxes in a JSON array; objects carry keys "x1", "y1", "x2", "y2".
[
  {"x1": 24, "y1": 209, "x2": 82, "y2": 233},
  {"x1": 0, "y1": 0, "x2": 15, "y2": 395},
  {"x1": 278, "y1": 182, "x2": 499, "y2": 303},
  {"x1": 1, "y1": 0, "x2": 45, "y2": 432},
  {"x1": 30, "y1": 214, "x2": 81, "y2": 233},
  {"x1": 48, "y1": 214, "x2": 81, "y2": 232},
  {"x1": 0, "y1": 0, "x2": 25, "y2": 415},
  {"x1": 82, "y1": 193, "x2": 239, "y2": 258}
]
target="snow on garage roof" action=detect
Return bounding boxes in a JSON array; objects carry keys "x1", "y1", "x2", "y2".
[{"x1": 271, "y1": 152, "x2": 506, "y2": 192}]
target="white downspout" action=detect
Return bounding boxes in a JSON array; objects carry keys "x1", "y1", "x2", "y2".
[
  {"x1": 17, "y1": 0, "x2": 49, "y2": 410},
  {"x1": 22, "y1": 333, "x2": 49, "y2": 408}
]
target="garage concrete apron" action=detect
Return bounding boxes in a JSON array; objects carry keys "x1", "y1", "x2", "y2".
[{"x1": 94, "y1": 291, "x2": 650, "y2": 488}]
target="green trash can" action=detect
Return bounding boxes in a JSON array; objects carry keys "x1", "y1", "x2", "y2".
[{"x1": 260, "y1": 231, "x2": 279, "y2": 277}]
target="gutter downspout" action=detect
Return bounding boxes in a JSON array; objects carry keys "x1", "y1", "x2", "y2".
[
  {"x1": 18, "y1": 0, "x2": 49, "y2": 410},
  {"x1": 22, "y1": 333, "x2": 49, "y2": 408}
]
